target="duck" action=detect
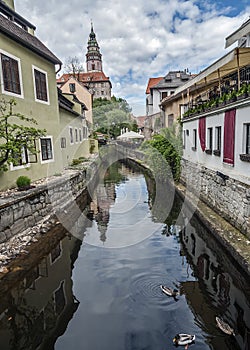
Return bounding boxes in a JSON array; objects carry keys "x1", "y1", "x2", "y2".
[
  {"x1": 160, "y1": 285, "x2": 179, "y2": 298},
  {"x1": 215, "y1": 316, "x2": 235, "y2": 336},
  {"x1": 173, "y1": 334, "x2": 195, "y2": 349}
]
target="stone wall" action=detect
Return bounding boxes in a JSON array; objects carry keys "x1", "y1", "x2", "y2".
[
  {"x1": 181, "y1": 159, "x2": 250, "y2": 238},
  {"x1": 0, "y1": 162, "x2": 97, "y2": 244}
]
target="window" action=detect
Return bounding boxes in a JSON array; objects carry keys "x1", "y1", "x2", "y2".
[
  {"x1": 206, "y1": 127, "x2": 213, "y2": 154},
  {"x1": 245, "y1": 124, "x2": 250, "y2": 154},
  {"x1": 69, "y1": 127, "x2": 73, "y2": 144},
  {"x1": 192, "y1": 129, "x2": 197, "y2": 151},
  {"x1": 12, "y1": 146, "x2": 29, "y2": 167},
  {"x1": 161, "y1": 92, "x2": 168, "y2": 99},
  {"x1": 79, "y1": 129, "x2": 82, "y2": 142},
  {"x1": 168, "y1": 114, "x2": 174, "y2": 127},
  {"x1": 75, "y1": 128, "x2": 78, "y2": 143},
  {"x1": 10, "y1": 142, "x2": 37, "y2": 170},
  {"x1": 0, "y1": 52, "x2": 22, "y2": 96},
  {"x1": 69, "y1": 83, "x2": 75, "y2": 93},
  {"x1": 83, "y1": 126, "x2": 88, "y2": 139},
  {"x1": 214, "y1": 126, "x2": 221, "y2": 156},
  {"x1": 40, "y1": 137, "x2": 53, "y2": 162},
  {"x1": 240, "y1": 123, "x2": 250, "y2": 162},
  {"x1": 61, "y1": 137, "x2": 66, "y2": 148},
  {"x1": 33, "y1": 66, "x2": 49, "y2": 103}
]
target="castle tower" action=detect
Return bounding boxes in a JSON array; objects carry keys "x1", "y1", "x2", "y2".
[{"x1": 86, "y1": 22, "x2": 103, "y2": 72}]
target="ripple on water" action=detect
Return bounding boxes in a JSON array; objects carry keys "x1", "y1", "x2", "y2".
[{"x1": 128, "y1": 271, "x2": 182, "y2": 310}]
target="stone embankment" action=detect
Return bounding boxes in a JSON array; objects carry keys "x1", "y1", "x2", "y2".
[{"x1": 0, "y1": 159, "x2": 97, "y2": 275}]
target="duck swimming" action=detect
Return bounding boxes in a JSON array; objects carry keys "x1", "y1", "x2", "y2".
[
  {"x1": 160, "y1": 285, "x2": 179, "y2": 298},
  {"x1": 173, "y1": 334, "x2": 195, "y2": 349},
  {"x1": 215, "y1": 316, "x2": 235, "y2": 336}
]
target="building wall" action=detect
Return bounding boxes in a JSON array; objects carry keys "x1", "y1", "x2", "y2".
[
  {"x1": 152, "y1": 89, "x2": 161, "y2": 115},
  {"x1": 59, "y1": 108, "x2": 90, "y2": 168},
  {"x1": 181, "y1": 103, "x2": 250, "y2": 237},
  {"x1": 60, "y1": 78, "x2": 93, "y2": 125},
  {"x1": 181, "y1": 159, "x2": 250, "y2": 238},
  {"x1": 182, "y1": 103, "x2": 250, "y2": 185},
  {"x1": 0, "y1": 34, "x2": 63, "y2": 190},
  {"x1": 2, "y1": 0, "x2": 15, "y2": 10},
  {"x1": 91, "y1": 81, "x2": 111, "y2": 100},
  {"x1": 163, "y1": 98, "x2": 180, "y2": 127}
]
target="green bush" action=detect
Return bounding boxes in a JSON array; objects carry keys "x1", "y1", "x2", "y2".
[
  {"x1": 71, "y1": 158, "x2": 82, "y2": 166},
  {"x1": 16, "y1": 175, "x2": 31, "y2": 189}
]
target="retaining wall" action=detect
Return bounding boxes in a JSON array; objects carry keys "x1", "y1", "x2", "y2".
[
  {"x1": 180, "y1": 158, "x2": 250, "y2": 238},
  {"x1": 0, "y1": 161, "x2": 98, "y2": 244}
]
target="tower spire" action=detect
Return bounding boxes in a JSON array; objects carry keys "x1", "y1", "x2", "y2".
[{"x1": 86, "y1": 22, "x2": 103, "y2": 72}]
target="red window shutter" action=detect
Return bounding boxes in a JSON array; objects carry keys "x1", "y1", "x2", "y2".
[
  {"x1": 223, "y1": 109, "x2": 236, "y2": 165},
  {"x1": 198, "y1": 117, "x2": 206, "y2": 151}
]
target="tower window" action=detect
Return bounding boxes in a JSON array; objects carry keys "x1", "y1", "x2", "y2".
[{"x1": 92, "y1": 64, "x2": 95, "y2": 70}]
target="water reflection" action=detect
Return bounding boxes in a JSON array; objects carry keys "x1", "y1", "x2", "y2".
[
  {"x1": 179, "y1": 217, "x2": 250, "y2": 350},
  {"x1": 0, "y1": 161, "x2": 249, "y2": 350},
  {"x1": 84, "y1": 161, "x2": 165, "y2": 248},
  {"x1": 0, "y1": 236, "x2": 82, "y2": 350}
]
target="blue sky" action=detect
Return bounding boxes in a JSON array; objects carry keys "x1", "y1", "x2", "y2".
[{"x1": 15, "y1": 0, "x2": 250, "y2": 116}]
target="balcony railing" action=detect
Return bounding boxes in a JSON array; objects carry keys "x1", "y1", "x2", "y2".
[{"x1": 183, "y1": 82, "x2": 250, "y2": 119}]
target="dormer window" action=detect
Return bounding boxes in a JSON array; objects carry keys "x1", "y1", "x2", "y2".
[{"x1": 69, "y1": 83, "x2": 75, "y2": 93}]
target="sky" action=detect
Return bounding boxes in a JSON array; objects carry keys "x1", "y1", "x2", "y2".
[{"x1": 15, "y1": 0, "x2": 250, "y2": 116}]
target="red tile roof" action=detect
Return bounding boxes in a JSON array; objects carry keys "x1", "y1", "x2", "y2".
[
  {"x1": 57, "y1": 71, "x2": 111, "y2": 83},
  {"x1": 135, "y1": 116, "x2": 146, "y2": 127},
  {"x1": 146, "y1": 77, "x2": 163, "y2": 94}
]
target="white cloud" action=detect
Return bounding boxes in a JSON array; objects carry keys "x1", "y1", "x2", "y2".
[{"x1": 15, "y1": 0, "x2": 250, "y2": 115}]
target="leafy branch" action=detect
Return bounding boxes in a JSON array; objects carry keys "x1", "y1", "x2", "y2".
[{"x1": 0, "y1": 98, "x2": 46, "y2": 171}]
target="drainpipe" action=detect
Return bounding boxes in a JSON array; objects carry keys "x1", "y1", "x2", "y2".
[{"x1": 56, "y1": 63, "x2": 62, "y2": 75}]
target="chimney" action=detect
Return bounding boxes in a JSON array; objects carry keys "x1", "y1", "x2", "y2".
[{"x1": 2, "y1": 0, "x2": 15, "y2": 11}]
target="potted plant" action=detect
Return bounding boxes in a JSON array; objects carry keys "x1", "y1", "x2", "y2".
[
  {"x1": 16, "y1": 175, "x2": 32, "y2": 191},
  {"x1": 237, "y1": 84, "x2": 249, "y2": 100},
  {"x1": 218, "y1": 93, "x2": 227, "y2": 106},
  {"x1": 226, "y1": 90, "x2": 237, "y2": 103}
]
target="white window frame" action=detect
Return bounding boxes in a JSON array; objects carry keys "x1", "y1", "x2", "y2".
[
  {"x1": 10, "y1": 146, "x2": 30, "y2": 171},
  {"x1": 32, "y1": 65, "x2": 50, "y2": 105},
  {"x1": 39, "y1": 136, "x2": 54, "y2": 164},
  {"x1": 0, "y1": 49, "x2": 24, "y2": 98}
]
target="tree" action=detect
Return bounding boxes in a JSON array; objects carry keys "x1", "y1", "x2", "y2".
[
  {"x1": 92, "y1": 96, "x2": 134, "y2": 137},
  {"x1": 141, "y1": 125, "x2": 182, "y2": 181},
  {"x1": 0, "y1": 99, "x2": 46, "y2": 172},
  {"x1": 64, "y1": 56, "x2": 84, "y2": 78}
]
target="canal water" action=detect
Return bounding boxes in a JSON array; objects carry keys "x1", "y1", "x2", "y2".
[{"x1": 0, "y1": 161, "x2": 249, "y2": 350}]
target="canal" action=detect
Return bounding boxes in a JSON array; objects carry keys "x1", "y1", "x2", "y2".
[{"x1": 0, "y1": 161, "x2": 249, "y2": 350}]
